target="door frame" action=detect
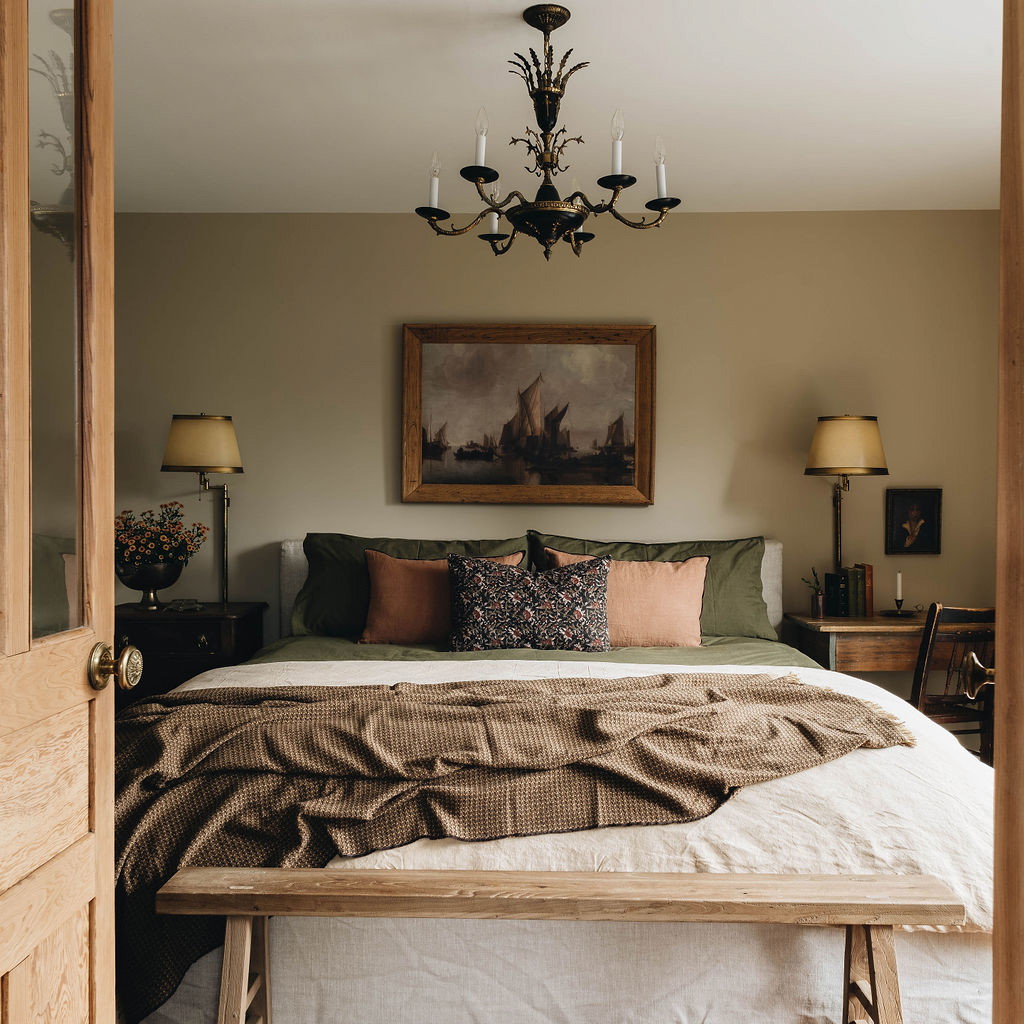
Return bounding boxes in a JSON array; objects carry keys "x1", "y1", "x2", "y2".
[{"x1": 0, "y1": 0, "x2": 114, "y2": 1019}]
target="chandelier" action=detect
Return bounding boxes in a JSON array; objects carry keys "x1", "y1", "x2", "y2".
[{"x1": 414, "y1": 4, "x2": 680, "y2": 260}]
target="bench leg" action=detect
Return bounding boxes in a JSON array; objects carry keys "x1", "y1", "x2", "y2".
[
  {"x1": 843, "y1": 924, "x2": 903, "y2": 1024},
  {"x1": 218, "y1": 915, "x2": 273, "y2": 1024}
]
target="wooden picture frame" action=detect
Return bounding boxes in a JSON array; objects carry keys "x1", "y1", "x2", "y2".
[
  {"x1": 884, "y1": 488, "x2": 942, "y2": 555},
  {"x1": 402, "y1": 324, "x2": 655, "y2": 505}
]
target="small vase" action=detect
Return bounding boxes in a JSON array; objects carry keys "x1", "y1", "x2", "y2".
[
  {"x1": 116, "y1": 560, "x2": 184, "y2": 611},
  {"x1": 811, "y1": 592, "x2": 825, "y2": 619}
]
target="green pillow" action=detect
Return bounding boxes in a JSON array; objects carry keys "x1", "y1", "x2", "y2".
[
  {"x1": 528, "y1": 531, "x2": 775, "y2": 641},
  {"x1": 292, "y1": 532, "x2": 530, "y2": 638}
]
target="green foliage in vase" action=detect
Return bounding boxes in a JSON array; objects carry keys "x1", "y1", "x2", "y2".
[
  {"x1": 115, "y1": 502, "x2": 208, "y2": 568},
  {"x1": 801, "y1": 567, "x2": 823, "y2": 595}
]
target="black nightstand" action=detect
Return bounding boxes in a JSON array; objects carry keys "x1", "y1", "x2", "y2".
[{"x1": 114, "y1": 601, "x2": 267, "y2": 708}]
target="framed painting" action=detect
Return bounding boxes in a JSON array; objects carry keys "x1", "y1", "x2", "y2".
[
  {"x1": 885, "y1": 487, "x2": 942, "y2": 555},
  {"x1": 402, "y1": 324, "x2": 655, "y2": 505}
]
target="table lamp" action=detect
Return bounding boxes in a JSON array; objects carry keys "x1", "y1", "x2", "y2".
[
  {"x1": 804, "y1": 415, "x2": 888, "y2": 569},
  {"x1": 161, "y1": 414, "x2": 243, "y2": 605}
]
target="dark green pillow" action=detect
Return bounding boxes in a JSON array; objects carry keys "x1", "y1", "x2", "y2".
[
  {"x1": 528, "y1": 531, "x2": 775, "y2": 640},
  {"x1": 292, "y1": 532, "x2": 530, "y2": 638}
]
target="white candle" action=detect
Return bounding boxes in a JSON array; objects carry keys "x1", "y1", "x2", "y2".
[
  {"x1": 654, "y1": 136, "x2": 668, "y2": 198},
  {"x1": 428, "y1": 152, "x2": 440, "y2": 208},
  {"x1": 896, "y1": 571, "x2": 903, "y2": 601},
  {"x1": 475, "y1": 107, "x2": 488, "y2": 166},
  {"x1": 610, "y1": 109, "x2": 625, "y2": 175},
  {"x1": 485, "y1": 184, "x2": 500, "y2": 234}
]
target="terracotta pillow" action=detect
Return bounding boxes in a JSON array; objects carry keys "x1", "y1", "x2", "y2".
[
  {"x1": 545, "y1": 547, "x2": 708, "y2": 647},
  {"x1": 360, "y1": 548, "x2": 525, "y2": 645}
]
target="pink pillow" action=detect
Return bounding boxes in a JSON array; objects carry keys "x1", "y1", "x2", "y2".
[
  {"x1": 544, "y1": 547, "x2": 708, "y2": 647},
  {"x1": 361, "y1": 549, "x2": 525, "y2": 644}
]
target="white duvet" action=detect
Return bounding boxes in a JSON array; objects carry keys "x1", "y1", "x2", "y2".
[{"x1": 178, "y1": 658, "x2": 993, "y2": 933}]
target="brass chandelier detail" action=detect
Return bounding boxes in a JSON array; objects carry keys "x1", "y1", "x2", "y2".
[{"x1": 414, "y1": 4, "x2": 680, "y2": 260}]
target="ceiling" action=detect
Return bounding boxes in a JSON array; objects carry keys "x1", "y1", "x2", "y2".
[{"x1": 109, "y1": 0, "x2": 1002, "y2": 213}]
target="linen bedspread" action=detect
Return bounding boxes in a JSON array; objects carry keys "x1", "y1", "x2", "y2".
[{"x1": 116, "y1": 670, "x2": 911, "y2": 1021}]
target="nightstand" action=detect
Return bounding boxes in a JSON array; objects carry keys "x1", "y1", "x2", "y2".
[
  {"x1": 114, "y1": 601, "x2": 267, "y2": 708},
  {"x1": 782, "y1": 613, "x2": 926, "y2": 672}
]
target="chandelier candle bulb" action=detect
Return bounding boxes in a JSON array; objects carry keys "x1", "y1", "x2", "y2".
[
  {"x1": 484, "y1": 184, "x2": 501, "y2": 234},
  {"x1": 428, "y1": 152, "x2": 440, "y2": 208},
  {"x1": 611, "y1": 109, "x2": 625, "y2": 175},
  {"x1": 475, "y1": 107, "x2": 488, "y2": 165},
  {"x1": 654, "y1": 136, "x2": 668, "y2": 199}
]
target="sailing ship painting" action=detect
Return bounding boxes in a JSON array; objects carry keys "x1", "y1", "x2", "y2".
[{"x1": 418, "y1": 341, "x2": 638, "y2": 487}]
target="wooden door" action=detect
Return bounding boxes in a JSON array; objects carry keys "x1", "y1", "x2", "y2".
[{"x1": 0, "y1": 0, "x2": 115, "y2": 1020}]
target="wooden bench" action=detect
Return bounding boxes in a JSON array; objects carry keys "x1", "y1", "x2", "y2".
[{"x1": 156, "y1": 868, "x2": 966, "y2": 1024}]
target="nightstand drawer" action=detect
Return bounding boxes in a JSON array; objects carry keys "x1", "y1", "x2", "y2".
[{"x1": 119, "y1": 618, "x2": 224, "y2": 656}]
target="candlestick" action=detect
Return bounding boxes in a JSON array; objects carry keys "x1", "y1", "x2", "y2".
[
  {"x1": 475, "y1": 107, "x2": 488, "y2": 166},
  {"x1": 896, "y1": 570, "x2": 903, "y2": 601},
  {"x1": 485, "y1": 184, "x2": 500, "y2": 234},
  {"x1": 610, "y1": 109, "x2": 625, "y2": 175},
  {"x1": 654, "y1": 136, "x2": 667, "y2": 199},
  {"x1": 428, "y1": 152, "x2": 440, "y2": 209}
]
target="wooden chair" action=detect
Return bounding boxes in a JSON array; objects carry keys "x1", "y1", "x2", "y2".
[{"x1": 909, "y1": 603, "x2": 995, "y2": 764}]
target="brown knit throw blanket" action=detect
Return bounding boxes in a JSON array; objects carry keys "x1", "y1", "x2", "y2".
[{"x1": 115, "y1": 672, "x2": 914, "y2": 1021}]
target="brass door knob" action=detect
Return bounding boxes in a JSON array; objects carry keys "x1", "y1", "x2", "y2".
[
  {"x1": 962, "y1": 650, "x2": 995, "y2": 701},
  {"x1": 88, "y1": 642, "x2": 144, "y2": 691}
]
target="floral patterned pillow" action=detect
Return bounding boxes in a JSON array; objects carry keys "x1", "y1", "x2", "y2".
[{"x1": 447, "y1": 553, "x2": 611, "y2": 652}]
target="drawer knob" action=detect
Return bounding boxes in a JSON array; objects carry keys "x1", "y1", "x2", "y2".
[
  {"x1": 196, "y1": 633, "x2": 210, "y2": 650},
  {"x1": 88, "y1": 642, "x2": 144, "y2": 691}
]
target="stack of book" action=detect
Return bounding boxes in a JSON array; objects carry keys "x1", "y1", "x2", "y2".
[{"x1": 823, "y1": 563, "x2": 874, "y2": 617}]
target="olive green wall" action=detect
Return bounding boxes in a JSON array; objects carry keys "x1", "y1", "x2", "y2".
[{"x1": 113, "y1": 211, "x2": 998, "y2": 645}]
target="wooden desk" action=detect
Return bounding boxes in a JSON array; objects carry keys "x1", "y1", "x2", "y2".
[{"x1": 783, "y1": 613, "x2": 926, "y2": 672}]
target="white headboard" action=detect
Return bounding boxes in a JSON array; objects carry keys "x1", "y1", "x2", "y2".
[{"x1": 279, "y1": 538, "x2": 784, "y2": 639}]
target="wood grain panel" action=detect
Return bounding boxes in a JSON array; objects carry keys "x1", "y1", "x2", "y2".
[
  {"x1": 3, "y1": 905, "x2": 89, "y2": 1024},
  {"x1": 0, "y1": 0, "x2": 31, "y2": 657},
  {"x1": 0, "y1": 635, "x2": 94, "y2": 739},
  {"x1": 0, "y1": 705, "x2": 90, "y2": 894},
  {"x1": 0, "y1": 835, "x2": 94, "y2": 974},
  {"x1": 157, "y1": 868, "x2": 964, "y2": 927},
  {"x1": 997, "y1": 2, "x2": 1024, "y2": 1020}
]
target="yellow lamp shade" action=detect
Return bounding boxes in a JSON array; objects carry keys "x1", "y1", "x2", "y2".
[
  {"x1": 161, "y1": 414, "x2": 243, "y2": 474},
  {"x1": 804, "y1": 415, "x2": 888, "y2": 476}
]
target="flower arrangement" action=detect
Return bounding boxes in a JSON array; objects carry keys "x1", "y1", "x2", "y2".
[{"x1": 115, "y1": 502, "x2": 208, "y2": 568}]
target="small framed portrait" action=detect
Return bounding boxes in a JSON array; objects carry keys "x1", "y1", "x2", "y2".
[{"x1": 885, "y1": 488, "x2": 942, "y2": 555}]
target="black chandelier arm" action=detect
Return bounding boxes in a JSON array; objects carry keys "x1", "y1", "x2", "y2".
[
  {"x1": 487, "y1": 228, "x2": 519, "y2": 255},
  {"x1": 564, "y1": 188, "x2": 621, "y2": 216},
  {"x1": 605, "y1": 204, "x2": 671, "y2": 230},
  {"x1": 550, "y1": 129, "x2": 584, "y2": 173},
  {"x1": 510, "y1": 130, "x2": 545, "y2": 176},
  {"x1": 469, "y1": 177, "x2": 530, "y2": 209},
  {"x1": 425, "y1": 209, "x2": 493, "y2": 237}
]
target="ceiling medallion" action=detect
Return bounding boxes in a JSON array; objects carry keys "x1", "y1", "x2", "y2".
[{"x1": 414, "y1": 4, "x2": 680, "y2": 260}]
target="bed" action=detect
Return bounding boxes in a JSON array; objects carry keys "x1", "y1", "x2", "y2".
[{"x1": 121, "y1": 533, "x2": 992, "y2": 1024}]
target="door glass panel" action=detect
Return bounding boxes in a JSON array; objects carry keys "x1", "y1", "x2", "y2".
[{"x1": 29, "y1": 2, "x2": 79, "y2": 638}]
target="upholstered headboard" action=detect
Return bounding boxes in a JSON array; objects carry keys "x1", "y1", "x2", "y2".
[{"x1": 279, "y1": 538, "x2": 784, "y2": 639}]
